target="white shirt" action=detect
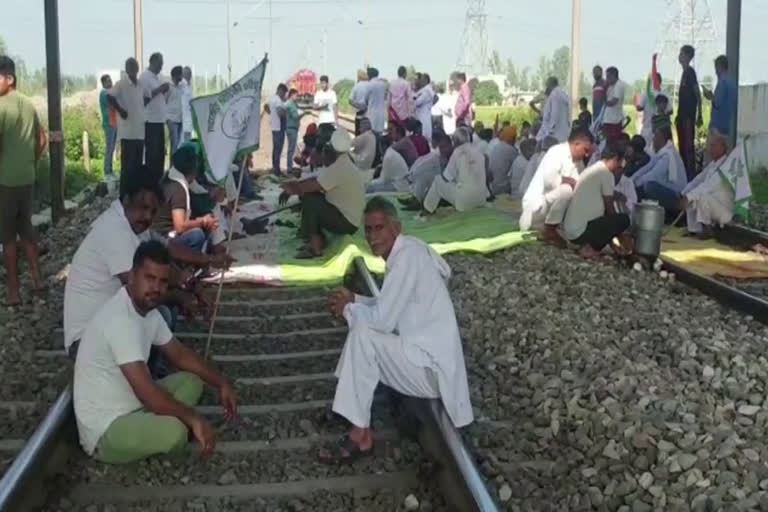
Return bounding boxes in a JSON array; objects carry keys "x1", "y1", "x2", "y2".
[
  {"x1": 444, "y1": 143, "x2": 487, "y2": 193},
  {"x1": 343, "y1": 235, "x2": 473, "y2": 428},
  {"x1": 316, "y1": 154, "x2": 366, "y2": 227},
  {"x1": 508, "y1": 154, "x2": 529, "y2": 199},
  {"x1": 487, "y1": 140, "x2": 519, "y2": 195},
  {"x1": 74, "y1": 287, "x2": 173, "y2": 455},
  {"x1": 536, "y1": 86, "x2": 571, "y2": 142},
  {"x1": 350, "y1": 81, "x2": 368, "y2": 111},
  {"x1": 437, "y1": 93, "x2": 458, "y2": 135},
  {"x1": 139, "y1": 69, "x2": 168, "y2": 123},
  {"x1": 563, "y1": 161, "x2": 615, "y2": 240},
  {"x1": 603, "y1": 80, "x2": 628, "y2": 125},
  {"x1": 522, "y1": 142, "x2": 583, "y2": 213},
  {"x1": 376, "y1": 147, "x2": 410, "y2": 191},
  {"x1": 108, "y1": 76, "x2": 145, "y2": 141},
  {"x1": 166, "y1": 82, "x2": 182, "y2": 123},
  {"x1": 351, "y1": 130, "x2": 377, "y2": 170},
  {"x1": 365, "y1": 78, "x2": 389, "y2": 133},
  {"x1": 63, "y1": 200, "x2": 160, "y2": 349},
  {"x1": 518, "y1": 151, "x2": 543, "y2": 197},
  {"x1": 314, "y1": 89, "x2": 337, "y2": 125},
  {"x1": 683, "y1": 155, "x2": 729, "y2": 201},
  {"x1": 473, "y1": 139, "x2": 489, "y2": 156},
  {"x1": 180, "y1": 78, "x2": 194, "y2": 133},
  {"x1": 268, "y1": 94, "x2": 285, "y2": 132},
  {"x1": 413, "y1": 84, "x2": 435, "y2": 139}
]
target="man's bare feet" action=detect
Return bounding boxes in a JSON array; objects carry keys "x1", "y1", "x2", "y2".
[
  {"x1": 318, "y1": 426, "x2": 373, "y2": 464},
  {"x1": 578, "y1": 245, "x2": 601, "y2": 260},
  {"x1": 539, "y1": 225, "x2": 566, "y2": 249}
]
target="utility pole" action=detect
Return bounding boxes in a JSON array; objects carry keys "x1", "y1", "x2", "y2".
[
  {"x1": 457, "y1": 0, "x2": 489, "y2": 78},
  {"x1": 726, "y1": 0, "x2": 741, "y2": 146},
  {"x1": 133, "y1": 0, "x2": 143, "y2": 65},
  {"x1": 44, "y1": 0, "x2": 65, "y2": 223},
  {"x1": 226, "y1": 0, "x2": 232, "y2": 84},
  {"x1": 569, "y1": 0, "x2": 582, "y2": 116}
]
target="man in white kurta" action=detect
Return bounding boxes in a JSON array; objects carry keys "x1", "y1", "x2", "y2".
[
  {"x1": 413, "y1": 75, "x2": 435, "y2": 142},
  {"x1": 422, "y1": 127, "x2": 488, "y2": 213},
  {"x1": 321, "y1": 197, "x2": 473, "y2": 462},
  {"x1": 681, "y1": 133, "x2": 732, "y2": 236},
  {"x1": 351, "y1": 118, "x2": 377, "y2": 171},
  {"x1": 520, "y1": 129, "x2": 593, "y2": 238},
  {"x1": 535, "y1": 77, "x2": 571, "y2": 143}
]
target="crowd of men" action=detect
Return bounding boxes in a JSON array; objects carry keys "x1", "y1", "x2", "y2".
[{"x1": 0, "y1": 41, "x2": 742, "y2": 467}]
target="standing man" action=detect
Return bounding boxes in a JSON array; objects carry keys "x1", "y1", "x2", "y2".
[
  {"x1": 413, "y1": 73, "x2": 435, "y2": 142},
  {"x1": 180, "y1": 66, "x2": 194, "y2": 142},
  {"x1": 313, "y1": 75, "x2": 338, "y2": 129},
  {"x1": 284, "y1": 88, "x2": 304, "y2": 171},
  {"x1": 166, "y1": 66, "x2": 184, "y2": 154},
  {"x1": 602, "y1": 66, "x2": 628, "y2": 145},
  {"x1": 388, "y1": 66, "x2": 413, "y2": 127},
  {"x1": 139, "y1": 52, "x2": 170, "y2": 176},
  {"x1": 268, "y1": 83, "x2": 287, "y2": 176},
  {"x1": 453, "y1": 72, "x2": 472, "y2": 128},
  {"x1": 592, "y1": 65, "x2": 607, "y2": 120},
  {"x1": 350, "y1": 70, "x2": 369, "y2": 135},
  {"x1": 535, "y1": 77, "x2": 571, "y2": 144},
  {"x1": 702, "y1": 55, "x2": 737, "y2": 143},
  {"x1": 676, "y1": 45, "x2": 702, "y2": 180},
  {"x1": 319, "y1": 196, "x2": 473, "y2": 463},
  {"x1": 0, "y1": 56, "x2": 46, "y2": 306},
  {"x1": 364, "y1": 67, "x2": 389, "y2": 136},
  {"x1": 108, "y1": 58, "x2": 145, "y2": 194},
  {"x1": 99, "y1": 74, "x2": 117, "y2": 180}
]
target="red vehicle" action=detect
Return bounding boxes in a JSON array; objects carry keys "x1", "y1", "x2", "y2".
[{"x1": 288, "y1": 69, "x2": 317, "y2": 105}]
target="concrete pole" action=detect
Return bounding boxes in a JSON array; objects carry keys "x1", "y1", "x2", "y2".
[
  {"x1": 726, "y1": 0, "x2": 741, "y2": 146},
  {"x1": 133, "y1": 0, "x2": 143, "y2": 65},
  {"x1": 44, "y1": 0, "x2": 65, "y2": 223},
  {"x1": 569, "y1": 0, "x2": 582, "y2": 116}
]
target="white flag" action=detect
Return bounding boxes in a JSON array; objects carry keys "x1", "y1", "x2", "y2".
[
  {"x1": 190, "y1": 57, "x2": 268, "y2": 183},
  {"x1": 717, "y1": 138, "x2": 753, "y2": 220}
]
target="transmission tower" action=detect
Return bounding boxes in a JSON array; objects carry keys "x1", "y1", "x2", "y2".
[
  {"x1": 655, "y1": 0, "x2": 720, "y2": 102},
  {"x1": 457, "y1": 0, "x2": 489, "y2": 78}
]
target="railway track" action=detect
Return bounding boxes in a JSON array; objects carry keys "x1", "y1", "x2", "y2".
[{"x1": 0, "y1": 261, "x2": 498, "y2": 511}]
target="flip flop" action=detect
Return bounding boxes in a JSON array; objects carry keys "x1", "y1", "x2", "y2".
[{"x1": 317, "y1": 436, "x2": 373, "y2": 465}]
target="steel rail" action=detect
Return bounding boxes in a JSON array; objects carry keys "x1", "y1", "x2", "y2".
[{"x1": 353, "y1": 257, "x2": 499, "y2": 512}]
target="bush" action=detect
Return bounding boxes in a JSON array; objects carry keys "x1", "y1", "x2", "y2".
[
  {"x1": 35, "y1": 157, "x2": 103, "y2": 204},
  {"x1": 62, "y1": 105, "x2": 105, "y2": 163},
  {"x1": 473, "y1": 81, "x2": 503, "y2": 106},
  {"x1": 333, "y1": 79, "x2": 355, "y2": 116},
  {"x1": 474, "y1": 106, "x2": 535, "y2": 129}
]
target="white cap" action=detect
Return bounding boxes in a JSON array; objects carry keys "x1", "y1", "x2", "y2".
[{"x1": 330, "y1": 129, "x2": 352, "y2": 153}]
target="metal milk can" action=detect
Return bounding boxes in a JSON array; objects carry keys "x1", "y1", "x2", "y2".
[{"x1": 632, "y1": 200, "x2": 666, "y2": 257}]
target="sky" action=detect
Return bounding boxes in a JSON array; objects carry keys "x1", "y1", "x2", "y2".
[{"x1": 3, "y1": 0, "x2": 768, "y2": 90}]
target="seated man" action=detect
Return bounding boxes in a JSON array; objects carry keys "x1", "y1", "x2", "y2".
[
  {"x1": 520, "y1": 128, "x2": 594, "y2": 244},
  {"x1": 320, "y1": 197, "x2": 473, "y2": 462},
  {"x1": 64, "y1": 170, "x2": 231, "y2": 359},
  {"x1": 562, "y1": 143, "x2": 633, "y2": 259},
  {"x1": 509, "y1": 138, "x2": 536, "y2": 200},
  {"x1": 422, "y1": 126, "x2": 488, "y2": 214},
  {"x1": 153, "y1": 144, "x2": 219, "y2": 252},
  {"x1": 488, "y1": 126, "x2": 519, "y2": 195},
  {"x1": 406, "y1": 118, "x2": 431, "y2": 158},
  {"x1": 350, "y1": 118, "x2": 377, "y2": 171},
  {"x1": 680, "y1": 132, "x2": 733, "y2": 238},
  {"x1": 74, "y1": 241, "x2": 237, "y2": 464},
  {"x1": 397, "y1": 132, "x2": 455, "y2": 210},
  {"x1": 631, "y1": 125, "x2": 688, "y2": 218},
  {"x1": 473, "y1": 128, "x2": 493, "y2": 156},
  {"x1": 367, "y1": 144, "x2": 411, "y2": 194},
  {"x1": 388, "y1": 122, "x2": 418, "y2": 168},
  {"x1": 279, "y1": 130, "x2": 365, "y2": 258},
  {"x1": 518, "y1": 135, "x2": 558, "y2": 198},
  {"x1": 623, "y1": 134, "x2": 651, "y2": 178}
]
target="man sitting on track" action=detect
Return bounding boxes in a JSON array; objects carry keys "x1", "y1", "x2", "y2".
[
  {"x1": 519, "y1": 127, "x2": 594, "y2": 244},
  {"x1": 320, "y1": 197, "x2": 473, "y2": 463},
  {"x1": 74, "y1": 241, "x2": 237, "y2": 464},
  {"x1": 680, "y1": 132, "x2": 733, "y2": 238},
  {"x1": 64, "y1": 169, "x2": 231, "y2": 360},
  {"x1": 279, "y1": 130, "x2": 366, "y2": 258},
  {"x1": 631, "y1": 125, "x2": 688, "y2": 220},
  {"x1": 562, "y1": 142, "x2": 634, "y2": 259},
  {"x1": 350, "y1": 118, "x2": 377, "y2": 171}
]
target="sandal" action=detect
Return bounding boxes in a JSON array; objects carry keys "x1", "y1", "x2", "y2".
[{"x1": 317, "y1": 436, "x2": 373, "y2": 465}]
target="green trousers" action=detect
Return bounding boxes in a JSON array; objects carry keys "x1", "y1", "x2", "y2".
[{"x1": 94, "y1": 372, "x2": 204, "y2": 464}]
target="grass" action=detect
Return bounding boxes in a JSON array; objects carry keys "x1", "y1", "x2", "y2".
[{"x1": 750, "y1": 170, "x2": 768, "y2": 205}]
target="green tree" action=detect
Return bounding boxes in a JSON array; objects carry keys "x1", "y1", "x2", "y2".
[
  {"x1": 505, "y1": 59, "x2": 518, "y2": 89},
  {"x1": 0, "y1": 35, "x2": 7, "y2": 55},
  {"x1": 488, "y1": 50, "x2": 504, "y2": 74},
  {"x1": 535, "y1": 56, "x2": 550, "y2": 91},
  {"x1": 551, "y1": 46, "x2": 570, "y2": 88},
  {"x1": 333, "y1": 78, "x2": 355, "y2": 115},
  {"x1": 519, "y1": 67, "x2": 531, "y2": 91},
  {"x1": 473, "y1": 80, "x2": 503, "y2": 106}
]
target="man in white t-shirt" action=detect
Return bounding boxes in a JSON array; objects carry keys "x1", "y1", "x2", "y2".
[
  {"x1": 107, "y1": 57, "x2": 146, "y2": 196},
  {"x1": 139, "y1": 52, "x2": 169, "y2": 175},
  {"x1": 602, "y1": 66, "x2": 627, "y2": 146},
  {"x1": 73, "y1": 241, "x2": 238, "y2": 464},
  {"x1": 267, "y1": 84, "x2": 288, "y2": 176},
  {"x1": 520, "y1": 128, "x2": 594, "y2": 244},
  {"x1": 314, "y1": 75, "x2": 338, "y2": 128},
  {"x1": 64, "y1": 169, "x2": 231, "y2": 359},
  {"x1": 166, "y1": 65, "x2": 184, "y2": 154},
  {"x1": 279, "y1": 130, "x2": 365, "y2": 258},
  {"x1": 180, "y1": 66, "x2": 194, "y2": 141},
  {"x1": 563, "y1": 143, "x2": 633, "y2": 259}
]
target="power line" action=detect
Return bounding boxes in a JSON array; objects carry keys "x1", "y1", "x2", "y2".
[{"x1": 457, "y1": 0, "x2": 488, "y2": 77}]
